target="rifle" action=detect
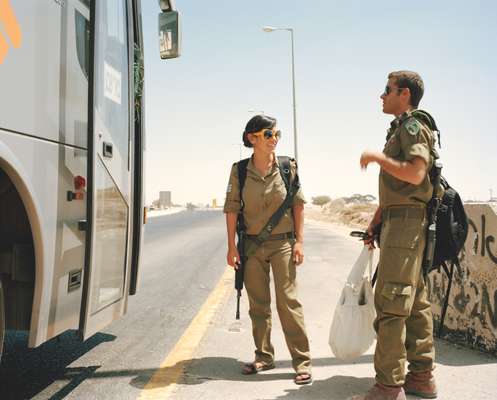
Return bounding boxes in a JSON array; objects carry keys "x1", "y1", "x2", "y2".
[
  {"x1": 235, "y1": 214, "x2": 246, "y2": 320},
  {"x1": 423, "y1": 160, "x2": 443, "y2": 274}
]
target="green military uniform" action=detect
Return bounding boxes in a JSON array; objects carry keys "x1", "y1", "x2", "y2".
[
  {"x1": 224, "y1": 156, "x2": 311, "y2": 374},
  {"x1": 375, "y1": 111, "x2": 436, "y2": 386}
]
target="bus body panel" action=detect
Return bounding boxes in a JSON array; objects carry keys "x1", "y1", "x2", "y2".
[
  {"x1": 0, "y1": 0, "x2": 151, "y2": 351},
  {"x1": 0, "y1": 0, "x2": 89, "y2": 149},
  {"x1": 0, "y1": 1, "x2": 62, "y2": 144},
  {"x1": 0, "y1": 0, "x2": 89, "y2": 347},
  {"x1": 0, "y1": 132, "x2": 87, "y2": 347}
]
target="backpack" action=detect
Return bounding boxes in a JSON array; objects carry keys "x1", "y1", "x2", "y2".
[
  {"x1": 412, "y1": 110, "x2": 469, "y2": 336},
  {"x1": 430, "y1": 177, "x2": 469, "y2": 270}
]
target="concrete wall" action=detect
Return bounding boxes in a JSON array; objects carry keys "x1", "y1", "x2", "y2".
[{"x1": 427, "y1": 203, "x2": 497, "y2": 355}]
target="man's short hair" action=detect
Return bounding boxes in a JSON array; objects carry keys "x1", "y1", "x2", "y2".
[{"x1": 388, "y1": 70, "x2": 424, "y2": 108}]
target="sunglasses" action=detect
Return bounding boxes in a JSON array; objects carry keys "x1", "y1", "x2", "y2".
[
  {"x1": 252, "y1": 129, "x2": 282, "y2": 140},
  {"x1": 383, "y1": 85, "x2": 405, "y2": 96}
]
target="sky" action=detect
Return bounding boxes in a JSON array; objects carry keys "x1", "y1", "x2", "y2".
[{"x1": 141, "y1": 0, "x2": 497, "y2": 206}]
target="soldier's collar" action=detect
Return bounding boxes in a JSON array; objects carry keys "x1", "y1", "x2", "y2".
[
  {"x1": 392, "y1": 111, "x2": 412, "y2": 126},
  {"x1": 398, "y1": 111, "x2": 412, "y2": 123},
  {"x1": 247, "y1": 153, "x2": 278, "y2": 176},
  {"x1": 387, "y1": 111, "x2": 414, "y2": 141}
]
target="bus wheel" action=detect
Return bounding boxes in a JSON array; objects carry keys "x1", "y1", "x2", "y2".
[{"x1": 0, "y1": 278, "x2": 5, "y2": 362}]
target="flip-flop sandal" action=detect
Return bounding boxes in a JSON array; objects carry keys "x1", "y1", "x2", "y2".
[
  {"x1": 294, "y1": 372, "x2": 312, "y2": 385},
  {"x1": 241, "y1": 362, "x2": 275, "y2": 375}
]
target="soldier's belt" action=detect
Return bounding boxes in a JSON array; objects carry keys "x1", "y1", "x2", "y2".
[
  {"x1": 384, "y1": 206, "x2": 425, "y2": 220},
  {"x1": 246, "y1": 232, "x2": 295, "y2": 241}
]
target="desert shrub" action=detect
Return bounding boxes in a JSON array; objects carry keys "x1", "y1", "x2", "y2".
[{"x1": 312, "y1": 195, "x2": 332, "y2": 206}]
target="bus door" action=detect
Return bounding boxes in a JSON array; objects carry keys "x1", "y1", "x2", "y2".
[{"x1": 80, "y1": 0, "x2": 133, "y2": 340}]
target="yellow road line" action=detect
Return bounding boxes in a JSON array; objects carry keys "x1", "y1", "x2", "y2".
[{"x1": 138, "y1": 266, "x2": 234, "y2": 399}]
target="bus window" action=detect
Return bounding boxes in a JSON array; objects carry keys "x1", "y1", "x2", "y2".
[
  {"x1": 91, "y1": 160, "x2": 128, "y2": 314},
  {"x1": 75, "y1": 10, "x2": 90, "y2": 79},
  {"x1": 94, "y1": 0, "x2": 130, "y2": 170}
]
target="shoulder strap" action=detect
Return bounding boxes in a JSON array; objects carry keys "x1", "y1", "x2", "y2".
[
  {"x1": 277, "y1": 156, "x2": 291, "y2": 192},
  {"x1": 412, "y1": 109, "x2": 441, "y2": 148},
  {"x1": 237, "y1": 158, "x2": 250, "y2": 209},
  {"x1": 252, "y1": 158, "x2": 300, "y2": 246}
]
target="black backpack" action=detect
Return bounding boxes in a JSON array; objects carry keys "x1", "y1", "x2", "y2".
[
  {"x1": 413, "y1": 110, "x2": 469, "y2": 336},
  {"x1": 430, "y1": 177, "x2": 469, "y2": 270}
]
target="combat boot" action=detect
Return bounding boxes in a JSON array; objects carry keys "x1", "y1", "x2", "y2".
[
  {"x1": 403, "y1": 371, "x2": 438, "y2": 398},
  {"x1": 352, "y1": 383, "x2": 406, "y2": 400}
]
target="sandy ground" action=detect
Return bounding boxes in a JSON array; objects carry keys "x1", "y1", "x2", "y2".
[
  {"x1": 167, "y1": 219, "x2": 497, "y2": 400},
  {"x1": 305, "y1": 203, "x2": 376, "y2": 231}
]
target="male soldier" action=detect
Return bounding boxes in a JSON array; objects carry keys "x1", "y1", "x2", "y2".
[{"x1": 355, "y1": 71, "x2": 437, "y2": 400}]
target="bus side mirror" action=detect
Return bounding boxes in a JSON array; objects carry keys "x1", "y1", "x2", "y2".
[{"x1": 158, "y1": 10, "x2": 181, "y2": 59}]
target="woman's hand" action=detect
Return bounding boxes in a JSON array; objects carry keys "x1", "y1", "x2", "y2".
[
  {"x1": 293, "y1": 241, "x2": 304, "y2": 266},
  {"x1": 227, "y1": 245, "x2": 241, "y2": 269}
]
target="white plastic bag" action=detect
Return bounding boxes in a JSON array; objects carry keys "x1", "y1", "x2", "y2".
[{"x1": 328, "y1": 246, "x2": 376, "y2": 361}]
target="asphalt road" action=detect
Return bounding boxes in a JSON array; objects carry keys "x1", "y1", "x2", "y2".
[{"x1": 0, "y1": 209, "x2": 227, "y2": 400}]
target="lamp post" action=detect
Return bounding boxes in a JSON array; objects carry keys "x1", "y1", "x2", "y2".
[{"x1": 263, "y1": 26, "x2": 298, "y2": 163}]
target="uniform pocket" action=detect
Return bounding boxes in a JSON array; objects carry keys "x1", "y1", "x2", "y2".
[
  {"x1": 380, "y1": 282, "x2": 412, "y2": 316},
  {"x1": 384, "y1": 218, "x2": 423, "y2": 250}
]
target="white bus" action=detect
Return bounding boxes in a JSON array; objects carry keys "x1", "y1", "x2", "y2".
[{"x1": 0, "y1": 0, "x2": 180, "y2": 360}]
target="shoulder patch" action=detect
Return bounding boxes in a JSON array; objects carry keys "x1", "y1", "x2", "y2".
[{"x1": 404, "y1": 118, "x2": 420, "y2": 136}]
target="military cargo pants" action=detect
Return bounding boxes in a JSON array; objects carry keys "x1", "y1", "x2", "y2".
[
  {"x1": 374, "y1": 206, "x2": 435, "y2": 386},
  {"x1": 244, "y1": 238, "x2": 311, "y2": 373}
]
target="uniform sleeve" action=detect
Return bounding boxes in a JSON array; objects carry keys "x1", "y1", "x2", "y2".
[
  {"x1": 223, "y1": 163, "x2": 241, "y2": 213},
  {"x1": 290, "y1": 160, "x2": 306, "y2": 206},
  {"x1": 399, "y1": 121, "x2": 431, "y2": 165}
]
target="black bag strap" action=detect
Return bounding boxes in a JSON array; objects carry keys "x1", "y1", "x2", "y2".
[
  {"x1": 237, "y1": 158, "x2": 250, "y2": 210},
  {"x1": 236, "y1": 156, "x2": 299, "y2": 247},
  {"x1": 412, "y1": 109, "x2": 441, "y2": 148},
  {"x1": 236, "y1": 158, "x2": 250, "y2": 236},
  {"x1": 277, "y1": 156, "x2": 291, "y2": 192},
  {"x1": 253, "y1": 157, "x2": 299, "y2": 246}
]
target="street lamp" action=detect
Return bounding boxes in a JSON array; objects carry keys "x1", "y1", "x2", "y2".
[{"x1": 263, "y1": 25, "x2": 298, "y2": 163}]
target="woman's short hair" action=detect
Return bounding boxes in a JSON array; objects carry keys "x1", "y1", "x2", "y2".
[{"x1": 242, "y1": 115, "x2": 277, "y2": 148}]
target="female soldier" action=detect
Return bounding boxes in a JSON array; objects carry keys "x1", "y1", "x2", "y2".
[{"x1": 223, "y1": 114, "x2": 312, "y2": 385}]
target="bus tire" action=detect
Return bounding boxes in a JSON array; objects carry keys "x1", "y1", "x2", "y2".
[{"x1": 0, "y1": 277, "x2": 5, "y2": 362}]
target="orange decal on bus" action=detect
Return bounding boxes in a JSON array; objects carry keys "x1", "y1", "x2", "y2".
[{"x1": 0, "y1": 0, "x2": 22, "y2": 64}]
